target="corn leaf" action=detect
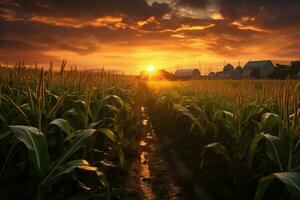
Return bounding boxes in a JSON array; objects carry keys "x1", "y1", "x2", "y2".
[
  {"x1": 116, "y1": 144, "x2": 125, "y2": 168},
  {"x1": 2, "y1": 95, "x2": 31, "y2": 125},
  {"x1": 48, "y1": 93, "x2": 66, "y2": 119},
  {"x1": 42, "y1": 129, "x2": 96, "y2": 185},
  {"x1": 262, "y1": 133, "x2": 283, "y2": 172},
  {"x1": 274, "y1": 172, "x2": 300, "y2": 198},
  {"x1": 9, "y1": 125, "x2": 50, "y2": 176},
  {"x1": 203, "y1": 142, "x2": 232, "y2": 161},
  {"x1": 50, "y1": 118, "x2": 72, "y2": 136},
  {"x1": 261, "y1": 113, "x2": 281, "y2": 133},
  {"x1": 255, "y1": 172, "x2": 300, "y2": 200},
  {"x1": 98, "y1": 128, "x2": 118, "y2": 142},
  {"x1": 48, "y1": 159, "x2": 108, "y2": 187},
  {"x1": 248, "y1": 133, "x2": 264, "y2": 169},
  {"x1": 254, "y1": 174, "x2": 276, "y2": 200},
  {"x1": 0, "y1": 130, "x2": 11, "y2": 140}
]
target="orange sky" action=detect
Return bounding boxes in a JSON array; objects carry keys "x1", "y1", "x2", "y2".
[{"x1": 0, "y1": 0, "x2": 299, "y2": 74}]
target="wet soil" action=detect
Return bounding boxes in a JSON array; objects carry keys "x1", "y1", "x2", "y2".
[{"x1": 118, "y1": 106, "x2": 212, "y2": 200}]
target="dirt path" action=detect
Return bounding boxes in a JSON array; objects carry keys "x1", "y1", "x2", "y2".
[
  {"x1": 118, "y1": 106, "x2": 181, "y2": 199},
  {"x1": 118, "y1": 106, "x2": 211, "y2": 200}
]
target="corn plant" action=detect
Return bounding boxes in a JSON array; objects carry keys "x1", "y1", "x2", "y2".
[
  {"x1": 147, "y1": 80, "x2": 300, "y2": 199},
  {"x1": 0, "y1": 64, "x2": 141, "y2": 199}
]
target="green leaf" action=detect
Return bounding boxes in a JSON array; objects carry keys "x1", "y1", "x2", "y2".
[
  {"x1": 97, "y1": 128, "x2": 124, "y2": 167},
  {"x1": 64, "y1": 130, "x2": 82, "y2": 142},
  {"x1": 63, "y1": 108, "x2": 80, "y2": 117},
  {"x1": 0, "y1": 141, "x2": 18, "y2": 177},
  {"x1": 48, "y1": 93, "x2": 66, "y2": 119},
  {"x1": 212, "y1": 110, "x2": 237, "y2": 137},
  {"x1": 88, "y1": 120, "x2": 104, "y2": 129},
  {"x1": 173, "y1": 103, "x2": 205, "y2": 133},
  {"x1": 262, "y1": 133, "x2": 283, "y2": 172},
  {"x1": 255, "y1": 174, "x2": 276, "y2": 200},
  {"x1": 2, "y1": 95, "x2": 31, "y2": 125},
  {"x1": 203, "y1": 142, "x2": 232, "y2": 162},
  {"x1": 239, "y1": 103, "x2": 256, "y2": 122},
  {"x1": 248, "y1": 134, "x2": 264, "y2": 169},
  {"x1": 255, "y1": 172, "x2": 300, "y2": 200},
  {"x1": 42, "y1": 129, "x2": 96, "y2": 185},
  {"x1": 291, "y1": 152, "x2": 300, "y2": 172},
  {"x1": 49, "y1": 159, "x2": 108, "y2": 187},
  {"x1": 50, "y1": 118, "x2": 72, "y2": 136},
  {"x1": 9, "y1": 125, "x2": 50, "y2": 176},
  {"x1": 274, "y1": 172, "x2": 300, "y2": 198},
  {"x1": 261, "y1": 113, "x2": 281, "y2": 133},
  {"x1": 0, "y1": 129, "x2": 11, "y2": 140},
  {"x1": 104, "y1": 105, "x2": 121, "y2": 114},
  {"x1": 98, "y1": 128, "x2": 118, "y2": 142},
  {"x1": 213, "y1": 110, "x2": 234, "y2": 122},
  {"x1": 102, "y1": 95, "x2": 124, "y2": 108},
  {"x1": 0, "y1": 113, "x2": 7, "y2": 125},
  {"x1": 116, "y1": 144, "x2": 125, "y2": 168}
]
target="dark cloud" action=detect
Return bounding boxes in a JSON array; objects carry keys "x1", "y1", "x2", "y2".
[
  {"x1": 180, "y1": 20, "x2": 268, "y2": 57},
  {"x1": 0, "y1": 18, "x2": 172, "y2": 57},
  {"x1": 218, "y1": 0, "x2": 300, "y2": 30},
  {"x1": 0, "y1": 19, "x2": 104, "y2": 58},
  {"x1": 0, "y1": 0, "x2": 300, "y2": 66},
  {"x1": 136, "y1": 16, "x2": 213, "y2": 33},
  {"x1": 0, "y1": 38, "x2": 55, "y2": 63},
  {"x1": 283, "y1": 41, "x2": 300, "y2": 52},
  {"x1": 0, "y1": 38, "x2": 42, "y2": 51},
  {"x1": 0, "y1": 0, "x2": 171, "y2": 21},
  {"x1": 176, "y1": 0, "x2": 209, "y2": 8}
]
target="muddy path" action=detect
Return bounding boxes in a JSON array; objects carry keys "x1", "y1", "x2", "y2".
[{"x1": 118, "y1": 106, "x2": 212, "y2": 200}]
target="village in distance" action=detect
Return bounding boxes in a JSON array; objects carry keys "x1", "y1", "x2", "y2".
[{"x1": 140, "y1": 60, "x2": 300, "y2": 80}]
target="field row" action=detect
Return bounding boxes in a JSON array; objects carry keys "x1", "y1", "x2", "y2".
[
  {"x1": 0, "y1": 66, "x2": 299, "y2": 199},
  {"x1": 147, "y1": 80, "x2": 300, "y2": 200}
]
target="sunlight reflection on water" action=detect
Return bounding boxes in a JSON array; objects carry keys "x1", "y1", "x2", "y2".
[
  {"x1": 140, "y1": 140, "x2": 147, "y2": 146},
  {"x1": 142, "y1": 119, "x2": 148, "y2": 125},
  {"x1": 139, "y1": 106, "x2": 155, "y2": 200}
]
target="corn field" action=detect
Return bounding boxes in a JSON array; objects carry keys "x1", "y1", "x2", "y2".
[
  {"x1": 0, "y1": 63, "x2": 144, "y2": 199},
  {"x1": 0, "y1": 64, "x2": 300, "y2": 200},
  {"x1": 147, "y1": 80, "x2": 300, "y2": 200}
]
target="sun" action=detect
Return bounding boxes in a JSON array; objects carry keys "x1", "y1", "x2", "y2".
[{"x1": 146, "y1": 65, "x2": 155, "y2": 72}]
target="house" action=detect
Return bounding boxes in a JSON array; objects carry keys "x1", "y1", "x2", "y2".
[
  {"x1": 175, "y1": 69, "x2": 201, "y2": 80},
  {"x1": 243, "y1": 60, "x2": 274, "y2": 79}
]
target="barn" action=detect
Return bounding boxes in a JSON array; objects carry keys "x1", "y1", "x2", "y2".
[
  {"x1": 175, "y1": 69, "x2": 201, "y2": 80},
  {"x1": 243, "y1": 60, "x2": 274, "y2": 79}
]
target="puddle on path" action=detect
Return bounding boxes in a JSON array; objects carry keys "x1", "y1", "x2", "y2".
[
  {"x1": 138, "y1": 106, "x2": 156, "y2": 200},
  {"x1": 120, "y1": 106, "x2": 185, "y2": 200},
  {"x1": 139, "y1": 140, "x2": 147, "y2": 146}
]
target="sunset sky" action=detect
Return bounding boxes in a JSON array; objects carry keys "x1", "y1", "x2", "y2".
[{"x1": 0, "y1": 0, "x2": 300, "y2": 74}]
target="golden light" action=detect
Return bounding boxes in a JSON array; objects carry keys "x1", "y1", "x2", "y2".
[{"x1": 146, "y1": 65, "x2": 155, "y2": 72}]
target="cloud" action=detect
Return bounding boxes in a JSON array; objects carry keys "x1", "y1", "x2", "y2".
[
  {"x1": 0, "y1": 0, "x2": 171, "y2": 22},
  {"x1": 0, "y1": 0, "x2": 299, "y2": 70},
  {"x1": 218, "y1": 0, "x2": 300, "y2": 30},
  {"x1": 0, "y1": 38, "x2": 55, "y2": 63},
  {"x1": 176, "y1": 0, "x2": 209, "y2": 8}
]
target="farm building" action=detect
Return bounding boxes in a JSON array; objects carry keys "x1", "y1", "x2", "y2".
[
  {"x1": 223, "y1": 64, "x2": 235, "y2": 73},
  {"x1": 175, "y1": 69, "x2": 201, "y2": 80},
  {"x1": 243, "y1": 60, "x2": 274, "y2": 79},
  {"x1": 208, "y1": 64, "x2": 242, "y2": 79}
]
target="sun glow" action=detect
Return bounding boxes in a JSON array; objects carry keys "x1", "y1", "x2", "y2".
[{"x1": 147, "y1": 65, "x2": 155, "y2": 72}]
